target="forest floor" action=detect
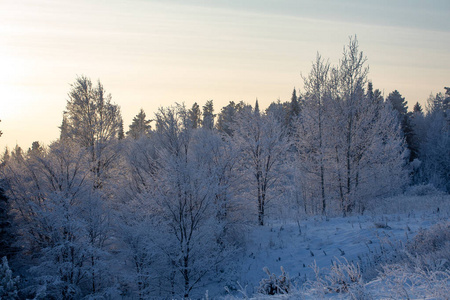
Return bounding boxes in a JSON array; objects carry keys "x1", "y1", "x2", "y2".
[{"x1": 209, "y1": 193, "x2": 450, "y2": 299}]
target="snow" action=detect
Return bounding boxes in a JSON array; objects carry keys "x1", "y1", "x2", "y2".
[{"x1": 211, "y1": 194, "x2": 450, "y2": 299}]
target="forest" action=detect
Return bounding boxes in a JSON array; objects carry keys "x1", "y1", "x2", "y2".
[{"x1": 0, "y1": 37, "x2": 449, "y2": 299}]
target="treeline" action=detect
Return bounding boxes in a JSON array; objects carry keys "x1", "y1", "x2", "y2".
[{"x1": 0, "y1": 37, "x2": 449, "y2": 299}]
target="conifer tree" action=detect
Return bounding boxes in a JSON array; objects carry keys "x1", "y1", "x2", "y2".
[
  {"x1": 387, "y1": 90, "x2": 416, "y2": 160},
  {"x1": 413, "y1": 102, "x2": 423, "y2": 113},
  {"x1": 202, "y1": 100, "x2": 215, "y2": 130},
  {"x1": 127, "y1": 109, "x2": 152, "y2": 139},
  {"x1": 290, "y1": 88, "x2": 300, "y2": 119},
  {"x1": 188, "y1": 102, "x2": 202, "y2": 129}
]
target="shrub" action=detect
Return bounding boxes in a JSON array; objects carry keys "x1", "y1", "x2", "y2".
[
  {"x1": 404, "y1": 184, "x2": 445, "y2": 196},
  {"x1": 257, "y1": 266, "x2": 291, "y2": 295},
  {"x1": 405, "y1": 221, "x2": 450, "y2": 271},
  {"x1": 305, "y1": 258, "x2": 371, "y2": 299}
]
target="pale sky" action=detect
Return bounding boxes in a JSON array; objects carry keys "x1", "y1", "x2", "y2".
[{"x1": 1, "y1": 0, "x2": 449, "y2": 151}]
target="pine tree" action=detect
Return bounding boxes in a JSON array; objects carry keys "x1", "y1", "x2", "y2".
[
  {"x1": 254, "y1": 99, "x2": 260, "y2": 116},
  {"x1": 290, "y1": 88, "x2": 300, "y2": 119},
  {"x1": 188, "y1": 102, "x2": 202, "y2": 129},
  {"x1": 216, "y1": 101, "x2": 251, "y2": 136},
  {"x1": 202, "y1": 100, "x2": 215, "y2": 130},
  {"x1": 387, "y1": 90, "x2": 416, "y2": 161},
  {"x1": 28, "y1": 141, "x2": 43, "y2": 156},
  {"x1": 413, "y1": 102, "x2": 423, "y2": 113},
  {"x1": 387, "y1": 90, "x2": 408, "y2": 115},
  {"x1": 118, "y1": 119, "x2": 125, "y2": 140},
  {"x1": 216, "y1": 101, "x2": 238, "y2": 136},
  {"x1": 127, "y1": 109, "x2": 152, "y2": 139}
]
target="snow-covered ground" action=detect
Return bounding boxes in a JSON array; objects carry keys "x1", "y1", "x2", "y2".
[{"x1": 210, "y1": 193, "x2": 450, "y2": 299}]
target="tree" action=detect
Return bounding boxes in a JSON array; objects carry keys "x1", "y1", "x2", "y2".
[
  {"x1": 188, "y1": 102, "x2": 202, "y2": 129},
  {"x1": 124, "y1": 105, "x2": 235, "y2": 298},
  {"x1": 0, "y1": 256, "x2": 19, "y2": 300},
  {"x1": 127, "y1": 109, "x2": 152, "y2": 139},
  {"x1": 202, "y1": 100, "x2": 215, "y2": 130},
  {"x1": 413, "y1": 102, "x2": 423, "y2": 114},
  {"x1": 232, "y1": 102, "x2": 290, "y2": 225},
  {"x1": 297, "y1": 37, "x2": 408, "y2": 215},
  {"x1": 216, "y1": 101, "x2": 251, "y2": 136},
  {"x1": 296, "y1": 53, "x2": 330, "y2": 215},
  {"x1": 290, "y1": 88, "x2": 300, "y2": 118},
  {"x1": 3, "y1": 140, "x2": 115, "y2": 298},
  {"x1": 420, "y1": 88, "x2": 450, "y2": 192},
  {"x1": 422, "y1": 111, "x2": 450, "y2": 192},
  {"x1": 387, "y1": 90, "x2": 407, "y2": 116},
  {"x1": 0, "y1": 120, "x2": 2, "y2": 137},
  {"x1": 366, "y1": 81, "x2": 384, "y2": 105},
  {"x1": 0, "y1": 184, "x2": 16, "y2": 260},
  {"x1": 118, "y1": 119, "x2": 125, "y2": 140},
  {"x1": 387, "y1": 90, "x2": 416, "y2": 161},
  {"x1": 266, "y1": 99, "x2": 290, "y2": 128},
  {"x1": 62, "y1": 75, "x2": 123, "y2": 188}
]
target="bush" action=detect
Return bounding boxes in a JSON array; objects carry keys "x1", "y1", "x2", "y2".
[
  {"x1": 405, "y1": 221, "x2": 450, "y2": 271},
  {"x1": 374, "y1": 222, "x2": 450, "y2": 299},
  {"x1": 404, "y1": 184, "x2": 445, "y2": 196},
  {"x1": 379, "y1": 263, "x2": 450, "y2": 299},
  {"x1": 305, "y1": 258, "x2": 371, "y2": 299},
  {"x1": 257, "y1": 266, "x2": 291, "y2": 295}
]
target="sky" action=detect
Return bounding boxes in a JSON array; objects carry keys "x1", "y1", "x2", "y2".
[{"x1": 0, "y1": 0, "x2": 449, "y2": 151}]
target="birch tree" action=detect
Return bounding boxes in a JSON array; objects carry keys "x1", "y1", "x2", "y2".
[
  {"x1": 296, "y1": 53, "x2": 330, "y2": 215},
  {"x1": 232, "y1": 102, "x2": 290, "y2": 225},
  {"x1": 62, "y1": 76, "x2": 123, "y2": 189}
]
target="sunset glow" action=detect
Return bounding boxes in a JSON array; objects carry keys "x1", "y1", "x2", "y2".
[{"x1": 1, "y1": 0, "x2": 449, "y2": 150}]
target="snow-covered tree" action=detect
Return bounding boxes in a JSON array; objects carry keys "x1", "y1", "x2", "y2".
[
  {"x1": 62, "y1": 75, "x2": 123, "y2": 189},
  {"x1": 3, "y1": 140, "x2": 115, "y2": 298},
  {"x1": 232, "y1": 101, "x2": 291, "y2": 225},
  {"x1": 296, "y1": 53, "x2": 330, "y2": 215},
  {"x1": 295, "y1": 37, "x2": 408, "y2": 215},
  {"x1": 0, "y1": 256, "x2": 19, "y2": 300},
  {"x1": 120, "y1": 105, "x2": 237, "y2": 298}
]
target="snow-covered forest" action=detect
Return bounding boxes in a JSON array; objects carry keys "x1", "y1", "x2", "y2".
[{"x1": 0, "y1": 38, "x2": 449, "y2": 299}]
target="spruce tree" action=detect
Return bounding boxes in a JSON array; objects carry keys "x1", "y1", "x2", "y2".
[
  {"x1": 202, "y1": 100, "x2": 215, "y2": 130},
  {"x1": 413, "y1": 102, "x2": 423, "y2": 113},
  {"x1": 127, "y1": 109, "x2": 151, "y2": 139},
  {"x1": 188, "y1": 102, "x2": 202, "y2": 129},
  {"x1": 290, "y1": 88, "x2": 300, "y2": 118},
  {"x1": 387, "y1": 90, "x2": 416, "y2": 161}
]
